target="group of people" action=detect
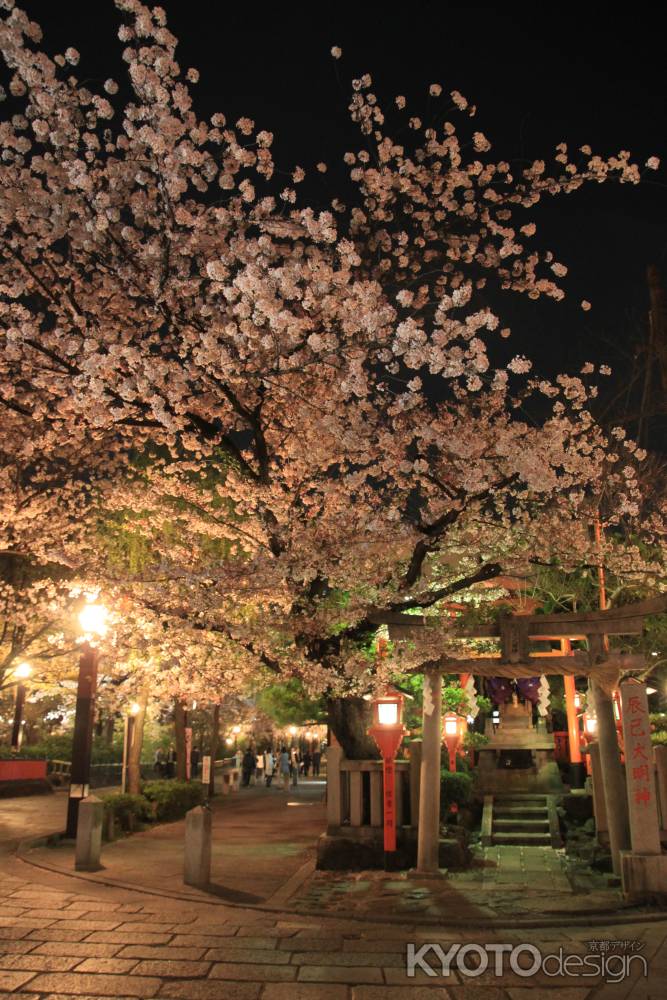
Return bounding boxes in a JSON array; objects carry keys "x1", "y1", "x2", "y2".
[
  {"x1": 239, "y1": 744, "x2": 322, "y2": 790},
  {"x1": 153, "y1": 745, "x2": 202, "y2": 779}
]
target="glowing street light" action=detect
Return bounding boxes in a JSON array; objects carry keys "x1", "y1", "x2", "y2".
[
  {"x1": 66, "y1": 600, "x2": 108, "y2": 839},
  {"x1": 368, "y1": 688, "x2": 406, "y2": 867},
  {"x1": 78, "y1": 602, "x2": 109, "y2": 637},
  {"x1": 10, "y1": 662, "x2": 32, "y2": 751}
]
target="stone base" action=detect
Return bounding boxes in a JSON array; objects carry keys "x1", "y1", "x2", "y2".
[
  {"x1": 316, "y1": 831, "x2": 467, "y2": 871},
  {"x1": 620, "y1": 851, "x2": 667, "y2": 903}
]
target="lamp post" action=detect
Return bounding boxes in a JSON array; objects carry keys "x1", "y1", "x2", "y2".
[
  {"x1": 10, "y1": 662, "x2": 32, "y2": 752},
  {"x1": 232, "y1": 724, "x2": 241, "y2": 751},
  {"x1": 289, "y1": 725, "x2": 297, "y2": 747},
  {"x1": 368, "y1": 688, "x2": 406, "y2": 869},
  {"x1": 65, "y1": 601, "x2": 108, "y2": 839},
  {"x1": 443, "y1": 712, "x2": 463, "y2": 773},
  {"x1": 121, "y1": 702, "x2": 141, "y2": 794}
]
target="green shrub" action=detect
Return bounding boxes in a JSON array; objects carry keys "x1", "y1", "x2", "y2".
[
  {"x1": 651, "y1": 730, "x2": 667, "y2": 746},
  {"x1": 463, "y1": 731, "x2": 490, "y2": 751},
  {"x1": 141, "y1": 780, "x2": 205, "y2": 821},
  {"x1": 440, "y1": 769, "x2": 473, "y2": 817},
  {"x1": 103, "y1": 793, "x2": 150, "y2": 835}
]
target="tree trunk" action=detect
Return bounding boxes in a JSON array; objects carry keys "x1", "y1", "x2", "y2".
[
  {"x1": 104, "y1": 713, "x2": 115, "y2": 746},
  {"x1": 174, "y1": 701, "x2": 187, "y2": 780},
  {"x1": 327, "y1": 696, "x2": 378, "y2": 759},
  {"x1": 209, "y1": 703, "x2": 220, "y2": 797},
  {"x1": 128, "y1": 691, "x2": 148, "y2": 795}
]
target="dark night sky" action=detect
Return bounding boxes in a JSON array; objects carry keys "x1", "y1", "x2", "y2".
[{"x1": 10, "y1": 3, "x2": 667, "y2": 442}]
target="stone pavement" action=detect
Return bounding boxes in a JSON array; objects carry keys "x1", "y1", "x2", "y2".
[
  {"x1": 0, "y1": 851, "x2": 666, "y2": 999},
  {"x1": 291, "y1": 846, "x2": 632, "y2": 924},
  {"x1": 0, "y1": 790, "x2": 117, "y2": 848},
  {"x1": 21, "y1": 779, "x2": 327, "y2": 905}
]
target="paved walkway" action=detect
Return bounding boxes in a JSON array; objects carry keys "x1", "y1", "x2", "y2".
[
  {"x1": 1, "y1": 851, "x2": 665, "y2": 999},
  {"x1": 22, "y1": 779, "x2": 327, "y2": 905},
  {"x1": 0, "y1": 788, "x2": 117, "y2": 847},
  {"x1": 291, "y1": 846, "x2": 634, "y2": 924}
]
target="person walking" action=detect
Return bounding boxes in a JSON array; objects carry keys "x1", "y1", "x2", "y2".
[
  {"x1": 303, "y1": 749, "x2": 312, "y2": 777},
  {"x1": 166, "y1": 744, "x2": 176, "y2": 779},
  {"x1": 242, "y1": 746, "x2": 256, "y2": 787},
  {"x1": 279, "y1": 746, "x2": 290, "y2": 791},
  {"x1": 290, "y1": 746, "x2": 299, "y2": 787},
  {"x1": 191, "y1": 746, "x2": 200, "y2": 779},
  {"x1": 312, "y1": 747, "x2": 321, "y2": 777},
  {"x1": 154, "y1": 747, "x2": 164, "y2": 777},
  {"x1": 264, "y1": 748, "x2": 275, "y2": 787}
]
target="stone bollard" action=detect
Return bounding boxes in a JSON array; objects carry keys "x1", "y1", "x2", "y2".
[
  {"x1": 184, "y1": 804, "x2": 211, "y2": 889},
  {"x1": 75, "y1": 795, "x2": 103, "y2": 872}
]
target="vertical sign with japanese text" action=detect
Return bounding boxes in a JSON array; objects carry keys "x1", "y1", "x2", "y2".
[{"x1": 619, "y1": 682, "x2": 661, "y2": 854}]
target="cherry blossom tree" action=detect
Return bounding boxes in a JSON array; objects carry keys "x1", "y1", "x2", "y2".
[{"x1": 1, "y1": 1, "x2": 664, "y2": 754}]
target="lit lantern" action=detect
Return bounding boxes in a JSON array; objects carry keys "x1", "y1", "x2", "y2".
[
  {"x1": 368, "y1": 687, "x2": 406, "y2": 864},
  {"x1": 443, "y1": 712, "x2": 464, "y2": 773},
  {"x1": 14, "y1": 662, "x2": 32, "y2": 680},
  {"x1": 584, "y1": 712, "x2": 598, "y2": 738}
]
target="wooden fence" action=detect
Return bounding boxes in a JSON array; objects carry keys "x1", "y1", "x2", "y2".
[{"x1": 325, "y1": 741, "x2": 422, "y2": 838}]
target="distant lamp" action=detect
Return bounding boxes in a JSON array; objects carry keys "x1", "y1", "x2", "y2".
[
  {"x1": 646, "y1": 686, "x2": 657, "y2": 696},
  {"x1": 14, "y1": 662, "x2": 32, "y2": 680},
  {"x1": 130, "y1": 702, "x2": 141, "y2": 716},
  {"x1": 574, "y1": 692, "x2": 582, "y2": 710},
  {"x1": 584, "y1": 713, "x2": 598, "y2": 736},
  {"x1": 225, "y1": 736, "x2": 233, "y2": 747},
  {"x1": 232, "y1": 725, "x2": 241, "y2": 735},
  {"x1": 79, "y1": 602, "x2": 108, "y2": 637}
]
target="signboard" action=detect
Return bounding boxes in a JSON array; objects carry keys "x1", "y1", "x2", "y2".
[
  {"x1": 184, "y1": 727, "x2": 193, "y2": 781},
  {"x1": 619, "y1": 681, "x2": 661, "y2": 855},
  {"x1": 201, "y1": 755, "x2": 211, "y2": 785}
]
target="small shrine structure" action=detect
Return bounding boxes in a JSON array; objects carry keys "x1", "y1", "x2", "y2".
[{"x1": 369, "y1": 592, "x2": 667, "y2": 898}]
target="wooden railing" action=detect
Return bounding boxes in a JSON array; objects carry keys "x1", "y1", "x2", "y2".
[{"x1": 325, "y1": 741, "x2": 422, "y2": 837}]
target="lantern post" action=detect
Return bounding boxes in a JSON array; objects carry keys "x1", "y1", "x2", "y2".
[
  {"x1": 66, "y1": 601, "x2": 108, "y2": 839},
  {"x1": 443, "y1": 712, "x2": 463, "y2": 772},
  {"x1": 368, "y1": 688, "x2": 406, "y2": 869}
]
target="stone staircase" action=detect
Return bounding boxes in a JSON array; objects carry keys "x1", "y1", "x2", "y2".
[{"x1": 481, "y1": 793, "x2": 561, "y2": 847}]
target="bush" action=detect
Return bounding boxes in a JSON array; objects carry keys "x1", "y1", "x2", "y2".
[
  {"x1": 463, "y1": 731, "x2": 490, "y2": 751},
  {"x1": 440, "y1": 769, "x2": 473, "y2": 817},
  {"x1": 141, "y1": 780, "x2": 205, "y2": 821},
  {"x1": 103, "y1": 792, "x2": 150, "y2": 835},
  {"x1": 651, "y1": 730, "x2": 667, "y2": 746}
]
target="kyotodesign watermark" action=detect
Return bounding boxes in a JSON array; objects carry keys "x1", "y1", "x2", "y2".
[{"x1": 407, "y1": 939, "x2": 648, "y2": 984}]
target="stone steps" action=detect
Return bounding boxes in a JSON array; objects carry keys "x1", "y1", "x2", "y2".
[
  {"x1": 482, "y1": 793, "x2": 561, "y2": 848},
  {"x1": 493, "y1": 831, "x2": 553, "y2": 846},
  {"x1": 493, "y1": 818, "x2": 550, "y2": 832}
]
